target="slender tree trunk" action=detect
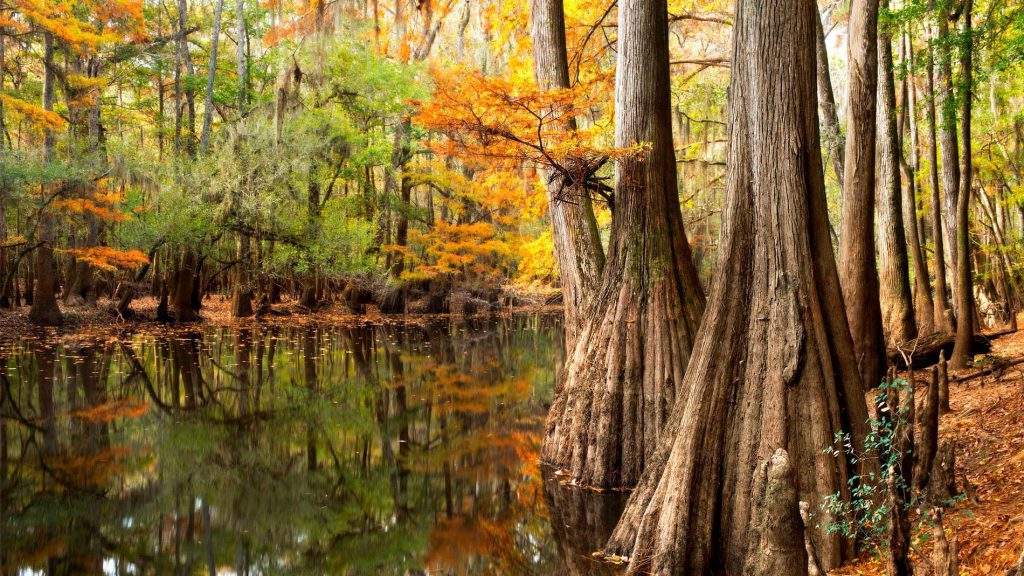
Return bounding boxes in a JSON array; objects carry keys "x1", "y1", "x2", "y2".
[
  {"x1": 236, "y1": 0, "x2": 248, "y2": 113},
  {"x1": 541, "y1": 0, "x2": 705, "y2": 490},
  {"x1": 814, "y1": 10, "x2": 844, "y2": 189},
  {"x1": 951, "y1": 0, "x2": 975, "y2": 368},
  {"x1": 603, "y1": 0, "x2": 868, "y2": 570},
  {"x1": 176, "y1": 0, "x2": 197, "y2": 156},
  {"x1": 199, "y1": 0, "x2": 225, "y2": 153},
  {"x1": 840, "y1": 0, "x2": 885, "y2": 389},
  {"x1": 30, "y1": 32, "x2": 63, "y2": 326},
  {"x1": 876, "y1": 0, "x2": 917, "y2": 344},
  {"x1": 899, "y1": 33, "x2": 937, "y2": 335},
  {"x1": 936, "y1": 0, "x2": 960, "y2": 303},
  {"x1": 530, "y1": 0, "x2": 605, "y2": 349},
  {"x1": 925, "y1": 26, "x2": 955, "y2": 331}
]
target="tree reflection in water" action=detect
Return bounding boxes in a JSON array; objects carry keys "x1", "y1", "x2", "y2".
[{"x1": 0, "y1": 315, "x2": 626, "y2": 575}]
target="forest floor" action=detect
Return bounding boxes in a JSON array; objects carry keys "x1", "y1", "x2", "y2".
[{"x1": 835, "y1": 327, "x2": 1024, "y2": 575}]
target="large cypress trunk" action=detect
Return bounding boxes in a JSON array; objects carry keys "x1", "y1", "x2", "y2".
[
  {"x1": 839, "y1": 0, "x2": 886, "y2": 389},
  {"x1": 530, "y1": 0, "x2": 605, "y2": 349},
  {"x1": 602, "y1": 0, "x2": 869, "y2": 570},
  {"x1": 541, "y1": 0, "x2": 705, "y2": 490},
  {"x1": 876, "y1": 0, "x2": 917, "y2": 344}
]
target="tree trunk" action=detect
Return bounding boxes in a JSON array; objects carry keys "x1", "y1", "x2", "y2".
[
  {"x1": 176, "y1": 0, "x2": 197, "y2": 156},
  {"x1": 898, "y1": 33, "x2": 937, "y2": 335},
  {"x1": 231, "y1": 235, "x2": 253, "y2": 317},
  {"x1": 814, "y1": 10, "x2": 844, "y2": 189},
  {"x1": 925, "y1": 25, "x2": 955, "y2": 332},
  {"x1": 541, "y1": 0, "x2": 705, "y2": 490},
  {"x1": 30, "y1": 32, "x2": 63, "y2": 326},
  {"x1": 603, "y1": 0, "x2": 868, "y2": 570},
  {"x1": 840, "y1": 0, "x2": 886, "y2": 389},
  {"x1": 876, "y1": 3, "x2": 917, "y2": 345},
  {"x1": 530, "y1": 0, "x2": 606, "y2": 349},
  {"x1": 936, "y1": 0, "x2": 960, "y2": 303},
  {"x1": 199, "y1": 0, "x2": 225, "y2": 153},
  {"x1": 235, "y1": 0, "x2": 248, "y2": 112},
  {"x1": 950, "y1": 0, "x2": 975, "y2": 368},
  {"x1": 172, "y1": 251, "x2": 200, "y2": 322}
]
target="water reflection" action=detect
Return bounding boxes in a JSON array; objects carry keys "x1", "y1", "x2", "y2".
[{"x1": 0, "y1": 315, "x2": 618, "y2": 575}]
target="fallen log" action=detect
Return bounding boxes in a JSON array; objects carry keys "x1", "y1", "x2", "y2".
[
  {"x1": 950, "y1": 356, "x2": 1024, "y2": 384},
  {"x1": 889, "y1": 332, "x2": 991, "y2": 369}
]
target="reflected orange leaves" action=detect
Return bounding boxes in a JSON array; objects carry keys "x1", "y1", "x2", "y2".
[
  {"x1": 69, "y1": 398, "x2": 149, "y2": 423},
  {"x1": 47, "y1": 444, "x2": 134, "y2": 488}
]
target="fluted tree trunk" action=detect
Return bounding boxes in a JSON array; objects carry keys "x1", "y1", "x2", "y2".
[
  {"x1": 530, "y1": 0, "x2": 605, "y2": 350},
  {"x1": 876, "y1": 0, "x2": 917, "y2": 344},
  {"x1": 602, "y1": 0, "x2": 869, "y2": 570},
  {"x1": 839, "y1": 0, "x2": 886, "y2": 389},
  {"x1": 899, "y1": 33, "x2": 937, "y2": 335},
  {"x1": 815, "y1": 10, "x2": 844, "y2": 189},
  {"x1": 541, "y1": 0, "x2": 705, "y2": 490},
  {"x1": 950, "y1": 0, "x2": 975, "y2": 368}
]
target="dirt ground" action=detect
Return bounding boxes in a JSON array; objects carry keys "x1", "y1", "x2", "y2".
[{"x1": 835, "y1": 328, "x2": 1024, "y2": 575}]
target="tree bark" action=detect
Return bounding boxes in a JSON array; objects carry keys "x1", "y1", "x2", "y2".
[
  {"x1": 814, "y1": 10, "x2": 844, "y2": 190},
  {"x1": 530, "y1": 0, "x2": 606, "y2": 349},
  {"x1": 742, "y1": 450, "x2": 809, "y2": 576},
  {"x1": 840, "y1": 0, "x2": 886, "y2": 389},
  {"x1": 925, "y1": 25, "x2": 955, "y2": 332},
  {"x1": 602, "y1": 0, "x2": 868, "y2": 570},
  {"x1": 898, "y1": 33, "x2": 937, "y2": 335},
  {"x1": 936, "y1": 0, "x2": 961, "y2": 301},
  {"x1": 876, "y1": 4, "x2": 917, "y2": 344},
  {"x1": 30, "y1": 32, "x2": 63, "y2": 326},
  {"x1": 950, "y1": 0, "x2": 975, "y2": 368},
  {"x1": 541, "y1": 0, "x2": 706, "y2": 490}
]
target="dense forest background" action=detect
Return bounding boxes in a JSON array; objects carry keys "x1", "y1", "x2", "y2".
[
  {"x1": 0, "y1": 0, "x2": 738, "y2": 323},
  {"x1": 0, "y1": 0, "x2": 1020, "y2": 335}
]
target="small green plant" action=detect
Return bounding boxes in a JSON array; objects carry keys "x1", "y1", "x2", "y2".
[{"x1": 819, "y1": 377, "x2": 913, "y2": 548}]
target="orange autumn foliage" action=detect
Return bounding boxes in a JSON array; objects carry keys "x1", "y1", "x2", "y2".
[
  {"x1": 415, "y1": 66, "x2": 625, "y2": 174},
  {"x1": 13, "y1": 0, "x2": 144, "y2": 49},
  {"x1": 0, "y1": 94, "x2": 67, "y2": 132},
  {"x1": 64, "y1": 246, "x2": 149, "y2": 271}
]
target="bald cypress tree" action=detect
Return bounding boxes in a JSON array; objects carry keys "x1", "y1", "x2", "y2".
[{"x1": 602, "y1": 0, "x2": 869, "y2": 570}]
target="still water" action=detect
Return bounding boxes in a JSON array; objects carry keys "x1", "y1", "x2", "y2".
[{"x1": 0, "y1": 315, "x2": 625, "y2": 575}]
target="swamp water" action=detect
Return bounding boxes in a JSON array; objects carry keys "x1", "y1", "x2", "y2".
[{"x1": 0, "y1": 315, "x2": 625, "y2": 575}]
